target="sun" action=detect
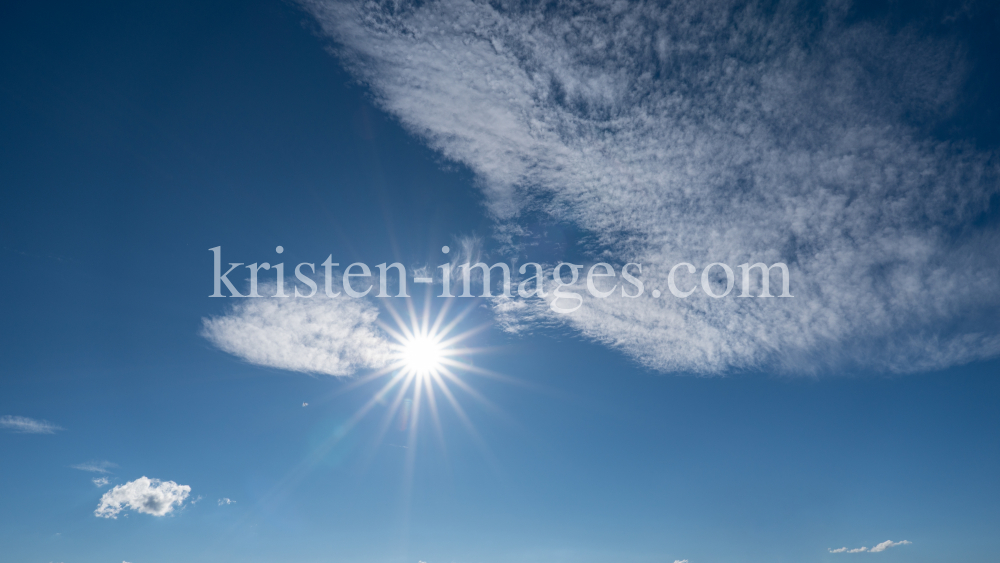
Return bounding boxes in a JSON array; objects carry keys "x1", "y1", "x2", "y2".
[
  {"x1": 400, "y1": 334, "x2": 445, "y2": 375},
  {"x1": 267, "y1": 298, "x2": 513, "y2": 503}
]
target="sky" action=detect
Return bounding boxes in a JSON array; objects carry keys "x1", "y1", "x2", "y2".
[{"x1": 1, "y1": 1, "x2": 999, "y2": 562}]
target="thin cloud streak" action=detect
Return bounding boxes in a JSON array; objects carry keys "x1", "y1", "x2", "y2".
[
  {"x1": 72, "y1": 461, "x2": 117, "y2": 474},
  {"x1": 870, "y1": 540, "x2": 912, "y2": 553},
  {"x1": 0, "y1": 415, "x2": 62, "y2": 434},
  {"x1": 830, "y1": 540, "x2": 911, "y2": 553}
]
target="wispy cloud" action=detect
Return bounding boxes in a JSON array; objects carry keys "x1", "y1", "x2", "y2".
[
  {"x1": 870, "y1": 540, "x2": 912, "y2": 552},
  {"x1": 72, "y1": 461, "x2": 116, "y2": 474},
  {"x1": 0, "y1": 415, "x2": 62, "y2": 434},
  {"x1": 217, "y1": 497, "x2": 235, "y2": 506},
  {"x1": 95, "y1": 477, "x2": 191, "y2": 519},
  {"x1": 305, "y1": 0, "x2": 1000, "y2": 374},
  {"x1": 830, "y1": 540, "x2": 911, "y2": 553},
  {"x1": 92, "y1": 477, "x2": 110, "y2": 487},
  {"x1": 201, "y1": 285, "x2": 392, "y2": 376}
]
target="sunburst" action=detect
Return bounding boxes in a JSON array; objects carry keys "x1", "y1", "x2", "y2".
[
  {"x1": 374, "y1": 298, "x2": 495, "y2": 444},
  {"x1": 316, "y1": 296, "x2": 506, "y2": 460},
  {"x1": 256, "y1": 297, "x2": 509, "y2": 514}
]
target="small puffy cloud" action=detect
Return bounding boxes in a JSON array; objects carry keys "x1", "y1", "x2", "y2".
[
  {"x1": 93, "y1": 477, "x2": 110, "y2": 487},
  {"x1": 72, "y1": 460, "x2": 116, "y2": 473},
  {"x1": 95, "y1": 477, "x2": 191, "y2": 519},
  {"x1": 1, "y1": 415, "x2": 62, "y2": 434},
  {"x1": 201, "y1": 287, "x2": 393, "y2": 376},
  {"x1": 674, "y1": 560, "x2": 689, "y2": 563},
  {"x1": 302, "y1": 402, "x2": 308, "y2": 407},
  {"x1": 218, "y1": 498, "x2": 235, "y2": 506},
  {"x1": 870, "y1": 540, "x2": 911, "y2": 553}
]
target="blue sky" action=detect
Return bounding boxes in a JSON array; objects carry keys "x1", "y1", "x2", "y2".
[{"x1": 2, "y1": 1, "x2": 999, "y2": 562}]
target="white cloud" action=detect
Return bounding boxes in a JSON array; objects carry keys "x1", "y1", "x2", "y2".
[
  {"x1": 93, "y1": 477, "x2": 110, "y2": 487},
  {"x1": 202, "y1": 285, "x2": 393, "y2": 376},
  {"x1": 302, "y1": 402, "x2": 308, "y2": 407},
  {"x1": 870, "y1": 540, "x2": 911, "y2": 552},
  {"x1": 304, "y1": 0, "x2": 1000, "y2": 374},
  {"x1": 94, "y1": 477, "x2": 191, "y2": 519},
  {"x1": 830, "y1": 540, "x2": 910, "y2": 553},
  {"x1": 72, "y1": 460, "x2": 116, "y2": 474},
  {"x1": 218, "y1": 497, "x2": 235, "y2": 506},
  {"x1": 1, "y1": 415, "x2": 62, "y2": 434},
  {"x1": 674, "y1": 560, "x2": 689, "y2": 563}
]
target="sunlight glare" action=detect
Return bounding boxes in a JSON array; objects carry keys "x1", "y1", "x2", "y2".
[{"x1": 402, "y1": 335, "x2": 445, "y2": 375}]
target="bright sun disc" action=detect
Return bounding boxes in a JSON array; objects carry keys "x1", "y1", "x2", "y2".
[{"x1": 401, "y1": 336, "x2": 444, "y2": 374}]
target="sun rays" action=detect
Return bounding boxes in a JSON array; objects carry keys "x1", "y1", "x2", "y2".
[
  {"x1": 300, "y1": 296, "x2": 506, "y2": 465},
  {"x1": 373, "y1": 297, "x2": 498, "y2": 450},
  {"x1": 245, "y1": 296, "x2": 514, "y2": 525}
]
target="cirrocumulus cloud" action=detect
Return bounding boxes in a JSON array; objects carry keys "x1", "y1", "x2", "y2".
[
  {"x1": 202, "y1": 287, "x2": 393, "y2": 376},
  {"x1": 302, "y1": 0, "x2": 1000, "y2": 375}
]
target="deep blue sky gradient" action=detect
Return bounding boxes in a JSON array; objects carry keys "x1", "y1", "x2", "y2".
[{"x1": 2, "y1": 1, "x2": 999, "y2": 562}]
